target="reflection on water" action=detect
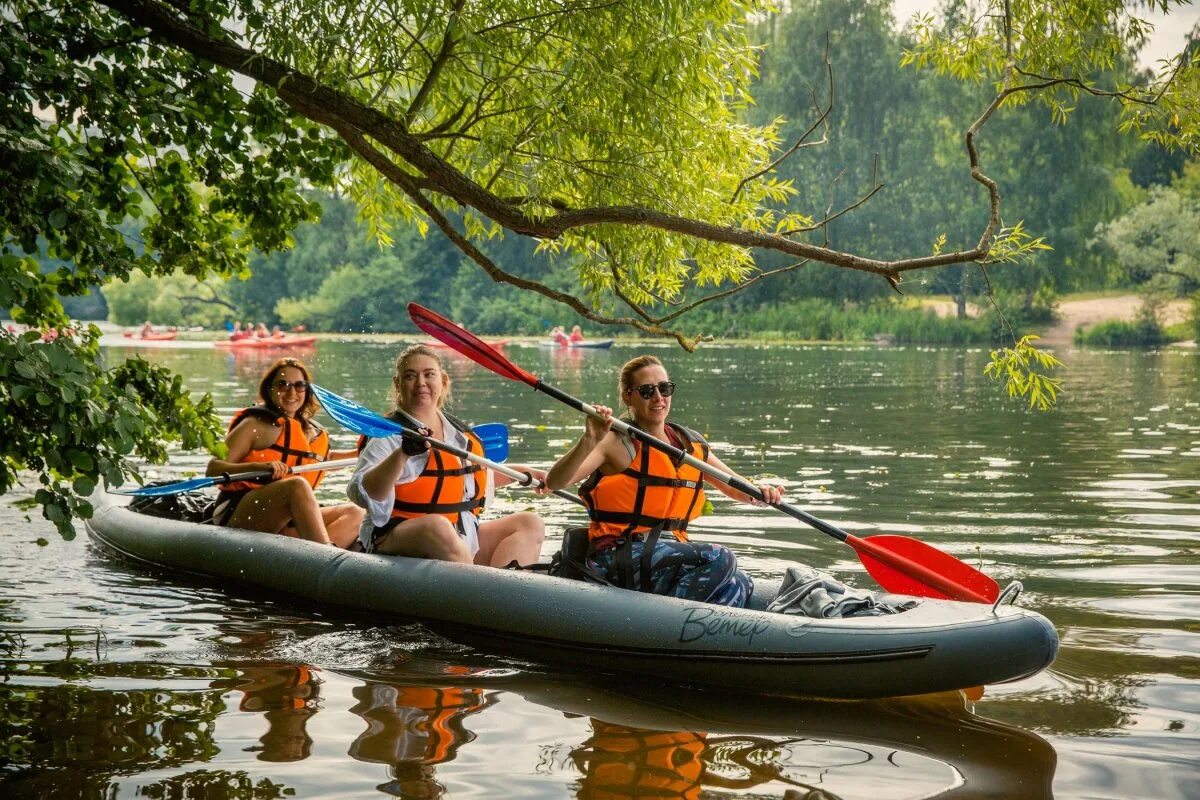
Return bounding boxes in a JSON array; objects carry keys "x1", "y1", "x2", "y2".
[
  {"x1": 0, "y1": 630, "x2": 1058, "y2": 799},
  {"x1": 2, "y1": 341, "x2": 1199, "y2": 797},
  {"x1": 349, "y1": 679, "x2": 493, "y2": 798},
  {"x1": 214, "y1": 664, "x2": 323, "y2": 763}
]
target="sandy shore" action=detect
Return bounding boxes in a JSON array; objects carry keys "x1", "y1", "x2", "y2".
[{"x1": 922, "y1": 294, "x2": 1190, "y2": 346}]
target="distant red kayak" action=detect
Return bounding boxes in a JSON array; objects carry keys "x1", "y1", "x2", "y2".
[
  {"x1": 215, "y1": 335, "x2": 318, "y2": 349},
  {"x1": 123, "y1": 331, "x2": 177, "y2": 341},
  {"x1": 424, "y1": 339, "x2": 509, "y2": 349}
]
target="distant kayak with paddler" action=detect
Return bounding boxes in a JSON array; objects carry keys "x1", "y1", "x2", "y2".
[
  {"x1": 540, "y1": 339, "x2": 614, "y2": 349},
  {"x1": 215, "y1": 335, "x2": 318, "y2": 349}
]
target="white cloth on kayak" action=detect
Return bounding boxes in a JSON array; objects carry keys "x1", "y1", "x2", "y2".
[
  {"x1": 766, "y1": 565, "x2": 919, "y2": 617},
  {"x1": 347, "y1": 410, "x2": 489, "y2": 556}
]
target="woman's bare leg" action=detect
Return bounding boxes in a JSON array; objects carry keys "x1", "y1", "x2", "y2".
[
  {"x1": 375, "y1": 515, "x2": 471, "y2": 563},
  {"x1": 475, "y1": 512, "x2": 545, "y2": 568},
  {"x1": 226, "y1": 477, "x2": 330, "y2": 544},
  {"x1": 321, "y1": 504, "x2": 365, "y2": 549}
]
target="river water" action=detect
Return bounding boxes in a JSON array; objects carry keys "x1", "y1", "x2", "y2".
[{"x1": 1, "y1": 339, "x2": 1197, "y2": 798}]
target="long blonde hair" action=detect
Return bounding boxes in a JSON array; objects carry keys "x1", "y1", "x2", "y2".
[{"x1": 392, "y1": 345, "x2": 452, "y2": 409}]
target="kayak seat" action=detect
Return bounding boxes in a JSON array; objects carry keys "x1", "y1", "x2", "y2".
[{"x1": 549, "y1": 527, "x2": 593, "y2": 581}]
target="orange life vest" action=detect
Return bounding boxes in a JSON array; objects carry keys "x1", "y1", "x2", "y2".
[
  {"x1": 580, "y1": 422, "x2": 709, "y2": 541},
  {"x1": 220, "y1": 406, "x2": 329, "y2": 492},
  {"x1": 359, "y1": 412, "x2": 488, "y2": 528},
  {"x1": 575, "y1": 721, "x2": 707, "y2": 800},
  {"x1": 235, "y1": 665, "x2": 317, "y2": 712},
  {"x1": 397, "y1": 687, "x2": 488, "y2": 764}
]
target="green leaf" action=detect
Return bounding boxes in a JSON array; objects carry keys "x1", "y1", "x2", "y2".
[{"x1": 67, "y1": 450, "x2": 96, "y2": 471}]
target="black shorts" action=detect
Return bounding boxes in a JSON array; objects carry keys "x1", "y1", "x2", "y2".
[{"x1": 210, "y1": 489, "x2": 252, "y2": 527}]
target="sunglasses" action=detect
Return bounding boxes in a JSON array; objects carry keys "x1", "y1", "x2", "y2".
[
  {"x1": 273, "y1": 379, "x2": 310, "y2": 393},
  {"x1": 628, "y1": 381, "x2": 676, "y2": 399}
]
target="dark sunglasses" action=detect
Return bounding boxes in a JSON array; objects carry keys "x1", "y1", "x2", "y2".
[
  {"x1": 628, "y1": 381, "x2": 676, "y2": 399},
  {"x1": 273, "y1": 379, "x2": 310, "y2": 393}
]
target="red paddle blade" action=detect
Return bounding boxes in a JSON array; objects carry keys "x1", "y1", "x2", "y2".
[
  {"x1": 408, "y1": 303, "x2": 537, "y2": 386},
  {"x1": 852, "y1": 534, "x2": 1000, "y2": 603}
]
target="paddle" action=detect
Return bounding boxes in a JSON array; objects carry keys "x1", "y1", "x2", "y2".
[
  {"x1": 467, "y1": 422, "x2": 509, "y2": 463},
  {"x1": 409, "y1": 302, "x2": 1001, "y2": 604},
  {"x1": 310, "y1": 383, "x2": 585, "y2": 507},
  {"x1": 113, "y1": 458, "x2": 358, "y2": 497},
  {"x1": 115, "y1": 401, "x2": 509, "y2": 499}
]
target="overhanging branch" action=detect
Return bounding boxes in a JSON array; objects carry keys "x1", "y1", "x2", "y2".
[{"x1": 100, "y1": 0, "x2": 994, "y2": 282}]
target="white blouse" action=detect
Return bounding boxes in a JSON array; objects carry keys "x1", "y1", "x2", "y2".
[{"x1": 347, "y1": 411, "x2": 491, "y2": 555}]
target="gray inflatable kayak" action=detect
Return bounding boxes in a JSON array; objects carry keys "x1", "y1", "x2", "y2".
[{"x1": 84, "y1": 494, "x2": 1058, "y2": 699}]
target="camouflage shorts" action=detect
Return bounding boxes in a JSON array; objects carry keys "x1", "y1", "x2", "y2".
[{"x1": 587, "y1": 538, "x2": 753, "y2": 608}]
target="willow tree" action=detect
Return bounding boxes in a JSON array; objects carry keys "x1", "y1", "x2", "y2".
[{"x1": 3, "y1": 0, "x2": 1197, "y2": 531}]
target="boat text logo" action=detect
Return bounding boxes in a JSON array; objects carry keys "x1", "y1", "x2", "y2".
[{"x1": 679, "y1": 607, "x2": 771, "y2": 645}]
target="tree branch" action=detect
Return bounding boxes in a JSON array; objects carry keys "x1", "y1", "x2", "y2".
[
  {"x1": 97, "y1": 0, "x2": 1037, "y2": 339},
  {"x1": 405, "y1": 0, "x2": 466, "y2": 124},
  {"x1": 336, "y1": 124, "x2": 709, "y2": 349},
  {"x1": 100, "y1": 0, "x2": 988, "y2": 283},
  {"x1": 782, "y1": 155, "x2": 883, "y2": 235},
  {"x1": 730, "y1": 33, "x2": 834, "y2": 203}
]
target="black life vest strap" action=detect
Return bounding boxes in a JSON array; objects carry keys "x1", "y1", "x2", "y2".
[
  {"x1": 407, "y1": 463, "x2": 482, "y2": 478},
  {"x1": 612, "y1": 522, "x2": 668, "y2": 592},
  {"x1": 268, "y1": 443, "x2": 326, "y2": 462},
  {"x1": 616, "y1": 468, "x2": 699, "y2": 489},
  {"x1": 392, "y1": 497, "x2": 486, "y2": 515},
  {"x1": 587, "y1": 510, "x2": 688, "y2": 531},
  {"x1": 620, "y1": 439, "x2": 653, "y2": 539}
]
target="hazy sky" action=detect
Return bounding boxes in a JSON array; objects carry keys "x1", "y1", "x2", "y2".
[{"x1": 891, "y1": 1, "x2": 1199, "y2": 68}]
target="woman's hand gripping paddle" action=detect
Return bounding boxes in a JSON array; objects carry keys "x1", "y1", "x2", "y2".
[
  {"x1": 408, "y1": 302, "x2": 1000, "y2": 603},
  {"x1": 310, "y1": 384, "x2": 584, "y2": 507}
]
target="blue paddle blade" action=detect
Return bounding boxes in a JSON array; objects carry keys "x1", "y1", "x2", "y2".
[
  {"x1": 472, "y1": 422, "x2": 509, "y2": 462},
  {"x1": 313, "y1": 383, "x2": 508, "y2": 461},
  {"x1": 112, "y1": 475, "x2": 221, "y2": 496},
  {"x1": 312, "y1": 384, "x2": 403, "y2": 438}
]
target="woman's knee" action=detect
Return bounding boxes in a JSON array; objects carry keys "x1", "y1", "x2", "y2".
[
  {"x1": 332, "y1": 502, "x2": 365, "y2": 522},
  {"x1": 423, "y1": 517, "x2": 469, "y2": 559},
  {"x1": 512, "y1": 511, "x2": 545, "y2": 539},
  {"x1": 281, "y1": 475, "x2": 316, "y2": 500}
]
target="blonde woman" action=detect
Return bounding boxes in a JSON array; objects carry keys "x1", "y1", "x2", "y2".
[{"x1": 348, "y1": 346, "x2": 546, "y2": 565}]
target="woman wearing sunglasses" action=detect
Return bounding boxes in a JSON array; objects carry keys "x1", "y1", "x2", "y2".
[
  {"x1": 546, "y1": 355, "x2": 783, "y2": 607},
  {"x1": 206, "y1": 357, "x2": 363, "y2": 546},
  {"x1": 347, "y1": 346, "x2": 546, "y2": 566}
]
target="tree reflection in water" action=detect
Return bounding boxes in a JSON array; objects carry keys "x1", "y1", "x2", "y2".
[{"x1": 0, "y1": 630, "x2": 279, "y2": 797}]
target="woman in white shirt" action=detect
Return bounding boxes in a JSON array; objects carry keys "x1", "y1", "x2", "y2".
[{"x1": 348, "y1": 346, "x2": 546, "y2": 566}]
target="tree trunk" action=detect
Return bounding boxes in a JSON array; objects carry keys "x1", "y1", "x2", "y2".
[{"x1": 956, "y1": 269, "x2": 968, "y2": 320}]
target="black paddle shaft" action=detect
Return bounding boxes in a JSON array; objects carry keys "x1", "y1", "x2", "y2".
[{"x1": 535, "y1": 381, "x2": 852, "y2": 544}]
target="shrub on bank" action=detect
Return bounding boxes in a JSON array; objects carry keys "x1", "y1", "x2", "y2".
[
  {"x1": 1074, "y1": 318, "x2": 1167, "y2": 347},
  {"x1": 680, "y1": 298, "x2": 998, "y2": 344}
]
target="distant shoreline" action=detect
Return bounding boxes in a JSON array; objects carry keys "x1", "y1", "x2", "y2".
[{"x1": 15, "y1": 293, "x2": 1191, "y2": 349}]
